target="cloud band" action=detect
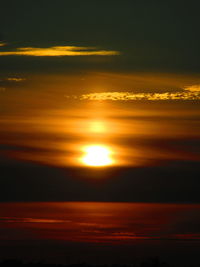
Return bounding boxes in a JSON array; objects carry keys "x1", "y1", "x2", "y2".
[{"x1": 0, "y1": 45, "x2": 120, "y2": 57}]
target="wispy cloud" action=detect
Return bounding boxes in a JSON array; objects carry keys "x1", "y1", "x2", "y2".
[
  {"x1": 0, "y1": 77, "x2": 25, "y2": 91},
  {"x1": 184, "y1": 84, "x2": 200, "y2": 92},
  {"x1": 0, "y1": 45, "x2": 120, "y2": 57},
  {"x1": 0, "y1": 217, "x2": 66, "y2": 224},
  {"x1": 0, "y1": 77, "x2": 25, "y2": 82},
  {"x1": 6, "y1": 77, "x2": 26, "y2": 82},
  {"x1": 0, "y1": 42, "x2": 6, "y2": 47},
  {"x1": 80, "y1": 90, "x2": 200, "y2": 101}
]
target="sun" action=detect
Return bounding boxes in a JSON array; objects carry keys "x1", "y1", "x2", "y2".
[{"x1": 81, "y1": 145, "x2": 113, "y2": 167}]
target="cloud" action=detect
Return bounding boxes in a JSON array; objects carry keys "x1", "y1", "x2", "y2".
[
  {"x1": 0, "y1": 217, "x2": 66, "y2": 224},
  {"x1": 0, "y1": 45, "x2": 120, "y2": 57},
  {"x1": 79, "y1": 91, "x2": 200, "y2": 101},
  {"x1": 0, "y1": 42, "x2": 6, "y2": 47},
  {"x1": 0, "y1": 77, "x2": 25, "y2": 82},
  {"x1": 6, "y1": 77, "x2": 26, "y2": 82},
  {"x1": 184, "y1": 84, "x2": 200, "y2": 92},
  {"x1": 0, "y1": 77, "x2": 25, "y2": 90}
]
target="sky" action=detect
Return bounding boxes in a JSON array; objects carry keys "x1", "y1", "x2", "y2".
[
  {"x1": 0, "y1": 0, "x2": 200, "y2": 203},
  {"x1": 1, "y1": 0, "x2": 200, "y2": 74}
]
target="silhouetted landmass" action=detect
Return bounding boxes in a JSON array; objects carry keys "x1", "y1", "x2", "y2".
[{"x1": 0, "y1": 259, "x2": 199, "y2": 267}]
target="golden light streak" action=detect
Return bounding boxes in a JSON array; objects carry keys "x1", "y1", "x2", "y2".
[
  {"x1": 0, "y1": 46, "x2": 120, "y2": 57},
  {"x1": 6, "y1": 77, "x2": 26, "y2": 82}
]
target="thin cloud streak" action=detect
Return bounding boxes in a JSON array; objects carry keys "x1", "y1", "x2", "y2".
[
  {"x1": 0, "y1": 45, "x2": 120, "y2": 57},
  {"x1": 6, "y1": 77, "x2": 26, "y2": 82},
  {"x1": 0, "y1": 77, "x2": 25, "y2": 82},
  {"x1": 0, "y1": 217, "x2": 66, "y2": 224},
  {"x1": 80, "y1": 90, "x2": 200, "y2": 101}
]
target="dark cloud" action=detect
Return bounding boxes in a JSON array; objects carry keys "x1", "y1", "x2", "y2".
[{"x1": 0, "y1": 156, "x2": 199, "y2": 203}]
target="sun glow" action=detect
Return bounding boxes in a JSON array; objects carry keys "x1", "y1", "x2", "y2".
[
  {"x1": 81, "y1": 145, "x2": 113, "y2": 167},
  {"x1": 90, "y1": 121, "x2": 106, "y2": 133}
]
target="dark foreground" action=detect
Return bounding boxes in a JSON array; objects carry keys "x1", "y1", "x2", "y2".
[{"x1": 0, "y1": 259, "x2": 199, "y2": 267}]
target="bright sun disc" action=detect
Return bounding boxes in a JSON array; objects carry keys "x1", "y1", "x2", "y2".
[{"x1": 81, "y1": 145, "x2": 113, "y2": 167}]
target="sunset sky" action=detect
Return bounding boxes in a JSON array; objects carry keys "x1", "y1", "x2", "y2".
[
  {"x1": 0, "y1": 0, "x2": 200, "y2": 202},
  {"x1": 0, "y1": 1, "x2": 200, "y2": 265}
]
